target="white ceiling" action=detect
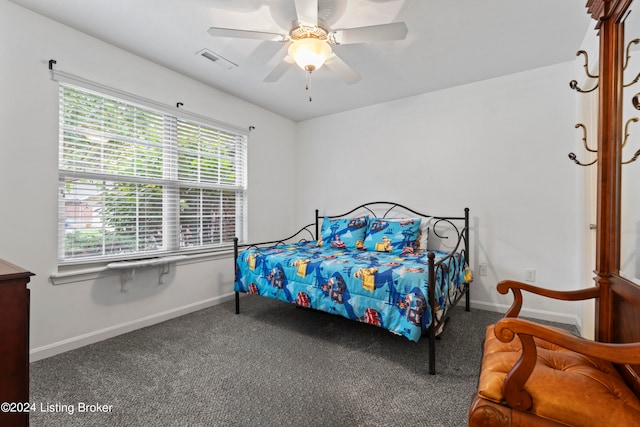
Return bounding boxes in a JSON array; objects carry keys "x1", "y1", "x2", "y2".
[{"x1": 9, "y1": 0, "x2": 593, "y2": 122}]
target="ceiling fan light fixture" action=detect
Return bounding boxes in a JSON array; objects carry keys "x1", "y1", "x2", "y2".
[{"x1": 288, "y1": 37, "x2": 332, "y2": 72}]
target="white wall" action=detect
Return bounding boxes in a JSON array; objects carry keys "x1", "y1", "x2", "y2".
[
  {"x1": 0, "y1": 1, "x2": 296, "y2": 360},
  {"x1": 295, "y1": 63, "x2": 584, "y2": 325}
]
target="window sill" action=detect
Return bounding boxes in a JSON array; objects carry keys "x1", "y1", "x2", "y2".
[{"x1": 50, "y1": 249, "x2": 234, "y2": 289}]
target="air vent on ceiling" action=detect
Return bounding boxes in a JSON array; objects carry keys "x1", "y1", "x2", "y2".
[{"x1": 196, "y1": 48, "x2": 238, "y2": 70}]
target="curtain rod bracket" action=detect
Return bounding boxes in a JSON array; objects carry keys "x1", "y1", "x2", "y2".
[
  {"x1": 48, "y1": 59, "x2": 57, "y2": 70},
  {"x1": 176, "y1": 102, "x2": 183, "y2": 108}
]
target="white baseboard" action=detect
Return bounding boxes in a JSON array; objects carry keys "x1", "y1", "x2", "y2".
[
  {"x1": 469, "y1": 299, "x2": 580, "y2": 329},
  {"x1": 30, "y1": 293, "x2": 236, "y2": 362},
  {"x1": 30, "y1": 295, "x2": 582, "y2": 362}
]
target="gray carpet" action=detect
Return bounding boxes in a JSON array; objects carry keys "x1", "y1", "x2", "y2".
[{"x1": 30, "y1": 296, "x2": 518, "y2": 426}]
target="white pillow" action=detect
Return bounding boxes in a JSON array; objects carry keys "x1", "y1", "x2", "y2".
[{"x1": 414, "y1": 217, "x2": 431, "y2": 251}]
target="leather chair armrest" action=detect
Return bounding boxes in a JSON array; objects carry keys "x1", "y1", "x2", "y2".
[
  {"x1": 496, "y1": 280, "x2": 599, "y2": 317},
  {"x1": 493, "y1": 317, "x2": 640, "y2": 411}
]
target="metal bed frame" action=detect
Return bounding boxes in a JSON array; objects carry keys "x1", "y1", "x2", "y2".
[{"x1": 233, "y1": 202, "x2": 471, "y2": 374}]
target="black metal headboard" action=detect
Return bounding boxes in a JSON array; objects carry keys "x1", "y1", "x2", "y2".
[{"x1": 314, "y1": 201, "x2": 470, "y2": 267}]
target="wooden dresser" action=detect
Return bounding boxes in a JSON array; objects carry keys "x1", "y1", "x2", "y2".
[{"x1": 0, "y1": 259, "x2": 33, "y2": 427}]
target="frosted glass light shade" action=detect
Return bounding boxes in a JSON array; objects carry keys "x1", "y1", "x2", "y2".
[{"x1": 288, "y1": 38, "x2": 332, "y2": 72}]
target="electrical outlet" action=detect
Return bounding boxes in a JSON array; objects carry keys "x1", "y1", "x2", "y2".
[
  {"x1": 479, "y1": 264, "x2": 488, "y2": 276},
  {"x1": 525, "y1": 268, "x2": 536, "y2": 282}
]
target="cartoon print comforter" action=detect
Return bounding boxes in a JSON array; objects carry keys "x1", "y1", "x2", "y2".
[{"x1": 235, "y1": 241, "x2": 469, "y2": 342}]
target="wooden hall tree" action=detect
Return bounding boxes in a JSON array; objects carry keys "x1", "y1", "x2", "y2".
[
  {"x1": 587, "y1": 0, "x2": 640, "y2": 393},
  {"x1": 468, "y1": 2, "x2": 640, "y2": 425}
]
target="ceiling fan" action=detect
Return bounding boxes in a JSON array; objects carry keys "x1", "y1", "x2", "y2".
[{"x1": 207, "y1": 0, "x2": 408, "y2": 85}]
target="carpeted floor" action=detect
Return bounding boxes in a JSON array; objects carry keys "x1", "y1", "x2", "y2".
[{"x1": 29, "y1": 296, "x2": 516, "y2": 426}]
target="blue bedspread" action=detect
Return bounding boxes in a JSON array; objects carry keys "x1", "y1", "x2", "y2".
[{"x1": 235, "y1": 241, "x2": 470, "y2": 342}]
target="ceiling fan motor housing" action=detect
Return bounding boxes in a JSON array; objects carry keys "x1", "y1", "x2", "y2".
[{"x1": 289, "y1": 20, "x2": 330, "y2": 41}]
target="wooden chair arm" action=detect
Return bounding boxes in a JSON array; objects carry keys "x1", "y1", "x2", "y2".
[
  {"x1": 494, "y1": 317, "x2": 640, "y2": 410},
  {"x1": 497, "y1": 280, "x2": 599, "y2": 317}
]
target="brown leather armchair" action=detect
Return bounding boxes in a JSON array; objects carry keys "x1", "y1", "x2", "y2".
[{"x1": 468, "y1": 280, "x2": 640, "y2": 427}]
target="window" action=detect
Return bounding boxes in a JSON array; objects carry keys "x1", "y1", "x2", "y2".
[{"x1": 58, "y1": 84, "x2": 247, "y2": 263}]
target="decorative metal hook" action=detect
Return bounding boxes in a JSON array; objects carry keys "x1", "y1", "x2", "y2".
[
  {"x1": 569, "y1": 49, "x2": 599, "y2": 93},
  {"x1": 570, "y1": 79, "x2": 599, "y2": 93},
  {"x1": 624, "y1": 72, "x2": 640, "y2": 87},
  {"x1": 624, "y1": 39, "x2": 640, "y2": 87},
  {"x1": 577, "y1": 50, "x2": 599, "y2": 78},
  {"x1": 624, "y1": 39, "x2": 639, "y2": 71},
  {"x1": 622, "y1": 73, "x2": 640, "y2": 87},
  {"x1": 568, "y1": 152, "x2": 597, "y2": 166},
  {"x1": 633, "y1": 93, "x2": 640, "y2": 110},
  {"x1": 568, "y1": 123, "x2": 597, "y2": 166},
  {"x1": 622, "y1": 117, "x2": 640, "y2": 164},
  {"x1": 623, "y1": 117, "x2": 638, "y2": 148},
  {"x1": 576, "y1": 123, "x2": 597, "y2": 152},
  {"x1": 622, "y1": 149, "x2": 640, "y2": 164}
]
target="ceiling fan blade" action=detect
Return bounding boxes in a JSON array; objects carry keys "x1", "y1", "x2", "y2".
[
  {"x1": 207, "y1": 27, "x2": 284, "y2": 42},
  {"x1": 293, "y1": 0, "x2": 318, "y2": 26},
  {"x1": 324, "y1": 54, "x2": 361, "y2": 85},
  {"x1": 264, "y1": 56, "x2": 295, "y2": 82},
  {"x1": 333, "y1": 22, "x2": 408, "y2": 45}
]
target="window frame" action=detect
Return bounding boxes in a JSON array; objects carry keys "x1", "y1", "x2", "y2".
[{"x1": 57, "y1": 81, "x2": 248, "y2": 266}]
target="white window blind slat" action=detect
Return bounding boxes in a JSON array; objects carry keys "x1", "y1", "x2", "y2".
[{"x1": 58, "y1": 84, "x2": 248, "y2": 263}]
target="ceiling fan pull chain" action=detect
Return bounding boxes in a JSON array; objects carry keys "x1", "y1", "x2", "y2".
[{"x1": 306, "y1": 71, "x2": 313, "y2": 102}]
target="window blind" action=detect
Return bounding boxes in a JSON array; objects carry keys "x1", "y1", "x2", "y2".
[{"x1": 58, "y1": 84, "x2": 248, "y2": 263}]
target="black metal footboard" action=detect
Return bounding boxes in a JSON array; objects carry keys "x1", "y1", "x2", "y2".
[
  {"x1": 234, "y1": 223, "x2": 316, "y2": 315},
  {"x1": 426, "y1": 207, "x2": 471, "y2": 374}
]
